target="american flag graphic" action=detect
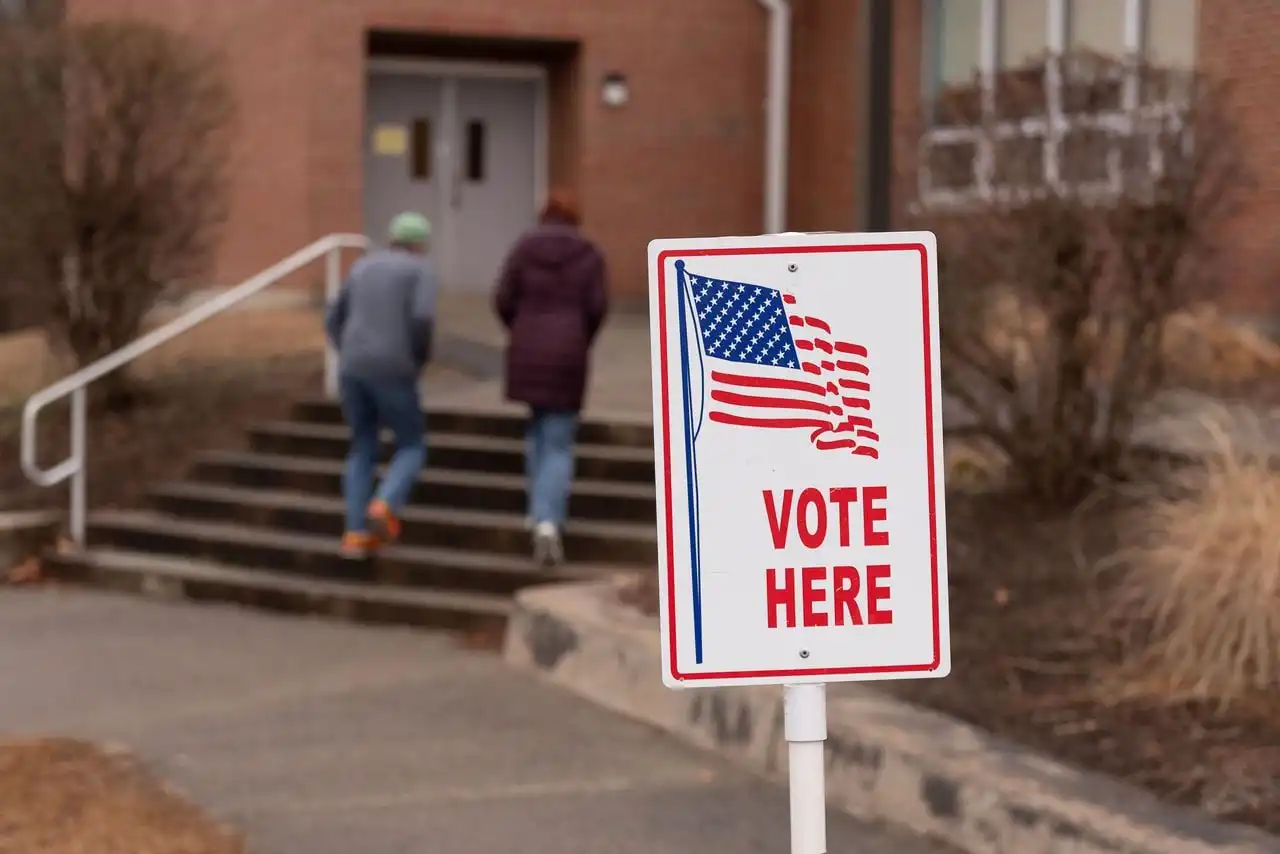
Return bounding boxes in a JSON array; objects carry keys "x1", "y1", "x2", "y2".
[{"x1": 684, "y1": 269, "x2": 879, "y2": 458}]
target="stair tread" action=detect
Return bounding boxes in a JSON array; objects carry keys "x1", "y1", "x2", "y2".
[
  {"x1": 87, "y1": 509, "x2": 614, "y2": 576},
  {"x1": 152, "y1": 481, "x2": 658, "y2": 541},
  {"x1": 195, "y1": 450, "x2": 657, "y2": 500},
  {"x1": 52, "y1": 547, "x2": 513, "y2": 615},
  {"x1": 293, "y1": 399, "x2": 655, "y2": 430},
  {"x1": 250, "y1": 420, "x2": 655, "y2": 461}
]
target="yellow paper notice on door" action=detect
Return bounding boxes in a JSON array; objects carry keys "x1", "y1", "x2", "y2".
[{"x1": 372, "y1": 124, "x2": 408, "y2": 156}]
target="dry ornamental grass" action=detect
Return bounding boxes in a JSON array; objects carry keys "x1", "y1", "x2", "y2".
[{"x1": 1106, "y1": 412, "x2": 1280, "y2": 707}]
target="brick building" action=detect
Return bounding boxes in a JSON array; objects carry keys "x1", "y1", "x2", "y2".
[{"x1": 64, "y1": 0, "x2": 1275, "y2": 315}]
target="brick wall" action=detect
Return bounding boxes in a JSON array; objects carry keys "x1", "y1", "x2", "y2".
[
  {"x1": 68, "y1": 0, "x2": 329, "y2": 292},
  {"x1": 58, "y1": 0, "x2": 1280, "y2": 315},
  {"x1": 787, "y1": 0, "x2": 861, "y2": 232},
  {"x1": 888, "y1": 0, "x2": 1278, "y2": 317},
  {"x1": 1198, "y1": 0, "x2": 1280, "y2": 316},
  {"x1": 68, "y1": 0, "x2": 876, "y2": 303},
  {"x1": 78, "y1": 0, "x2": 771, "y2": 298}
]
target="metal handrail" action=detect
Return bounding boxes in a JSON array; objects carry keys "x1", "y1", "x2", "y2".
[{"x1": 20, "y1": 232, "x2": 371, "y2": 545}]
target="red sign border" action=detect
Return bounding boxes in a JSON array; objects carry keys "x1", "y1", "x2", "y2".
[{"x1": 654, "y1": 241, "x2": 943, "y2": 683}]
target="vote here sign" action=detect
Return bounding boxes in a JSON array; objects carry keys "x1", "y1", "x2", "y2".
[{"x1": 646, "y1": 232, "x2": 950, "y2": 688}]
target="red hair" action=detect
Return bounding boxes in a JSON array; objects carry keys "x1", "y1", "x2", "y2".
[{"x1": 540, "y1": 187, "x2": 580, "y2": 226}]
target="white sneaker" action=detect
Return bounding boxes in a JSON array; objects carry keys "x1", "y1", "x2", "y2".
[{"x1": 532, "y1": 521, "x2": 564, "y2": 567}]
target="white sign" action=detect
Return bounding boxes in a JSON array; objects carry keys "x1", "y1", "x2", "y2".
[
  {"x1": 646, "y1": 232, "x2": 951, "y2": 688},
  {"x1": 372, "y1": 124, "x2": 408, "y2": 156}
]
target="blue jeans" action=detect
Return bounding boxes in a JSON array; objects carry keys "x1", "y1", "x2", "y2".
[
  {"x1": 340, "y1": 375, "x2": 426, "y2": 533},
  {"x1": 526, "y1": 408, "x2": 579, "y2": 527}
]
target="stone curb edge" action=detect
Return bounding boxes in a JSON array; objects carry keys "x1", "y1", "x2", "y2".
[
  {"x1": 0, "y1": 509, "x2": 61, "y2": 570},
  {"x1": 503, "y1": 580, "x2": 1280, "y2": 854}
]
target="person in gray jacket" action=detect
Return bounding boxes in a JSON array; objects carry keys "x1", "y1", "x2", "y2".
[{"x1": 325, "y1": 212, "x2": 437, "y2": 558}]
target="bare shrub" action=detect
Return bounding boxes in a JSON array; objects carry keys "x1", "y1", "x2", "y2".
[
  {"x1": 1104, "y1": 413, "x2": 1280, "y2": 707},
  {"x1": 911, "y1": 51, "x2": 1243, "y2": 505},
  {"x1": 0, "y1": 8, "x2": 234, "y2": 408}
]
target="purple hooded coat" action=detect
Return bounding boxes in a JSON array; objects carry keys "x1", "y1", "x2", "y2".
[{"x1": 494, "y1": 221, "x2": 609, "y2": 413}]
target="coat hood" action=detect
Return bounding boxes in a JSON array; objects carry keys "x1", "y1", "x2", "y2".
[{"x1": 519, "y1": 223, "x2": 596, "y2": 270}]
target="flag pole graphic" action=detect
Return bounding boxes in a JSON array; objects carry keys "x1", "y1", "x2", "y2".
[{"x1": 673, "y1": 260, "x2": 704, "y2": 665}]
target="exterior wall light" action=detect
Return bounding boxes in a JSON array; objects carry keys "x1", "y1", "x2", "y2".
[{"x1": 601, "y1": 72, "x2": 629, "y2": 108}]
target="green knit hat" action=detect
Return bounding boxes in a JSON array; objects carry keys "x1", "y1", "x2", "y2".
[{"x1": 389, "y1": 211, "x2": 431, "y2": 244}]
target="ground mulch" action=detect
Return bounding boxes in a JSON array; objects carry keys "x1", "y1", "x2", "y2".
[
  {"x1": 881, "y1": 483, "x2": 1280, "y2": 833},
  {"x1": 0, "y1": 738, "x2": 245, "y2": 854},
  {"x1": 623, "y1": 464, "x2": 1280, "y2": 834}
]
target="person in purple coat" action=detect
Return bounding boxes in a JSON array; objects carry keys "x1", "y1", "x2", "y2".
[{"x1": 494, "y1": 188, "x2": 609, "y2": 566}]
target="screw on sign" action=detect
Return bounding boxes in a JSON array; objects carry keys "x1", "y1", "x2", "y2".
[{"x1": 646, "y1": 232, "x2": 950, "y2": 854}]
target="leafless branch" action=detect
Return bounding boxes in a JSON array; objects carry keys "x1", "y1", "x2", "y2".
[
  {"x1": 906, "y1": 50, "x2": 1244, "y2": 505},
  {"x1": 0, "y1": 10, "x2": 234, "y2": 408}
]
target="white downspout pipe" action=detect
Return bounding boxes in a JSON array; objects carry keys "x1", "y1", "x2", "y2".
[{"x1": 757, "y1": 0, "x2": 791, "y2": 234}]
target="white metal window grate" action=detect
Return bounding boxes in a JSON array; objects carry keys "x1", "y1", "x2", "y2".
[{"x1": 918, "y1": 0, "x2": 1195, "y2": 209}]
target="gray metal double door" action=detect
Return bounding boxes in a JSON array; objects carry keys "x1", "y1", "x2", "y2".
[{"x1": 364, "y1": 68, "x2": 541, "y2": 291}]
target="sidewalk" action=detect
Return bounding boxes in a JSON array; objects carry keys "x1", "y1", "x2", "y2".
[{"x1": 0, "y1": 589, "x2": 950, "y2": 854}]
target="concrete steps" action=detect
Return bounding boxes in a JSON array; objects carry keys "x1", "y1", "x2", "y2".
[
  {"x1": 291, "y1": 398, "x2": 656, "y2": 447},
  {"x1": 47, "y1": 402, "x2": 658, "y2": 631},
  {"x1": 147, "y1": 483, "x2": 657, "y2": 565},
  {"x1": 189, "y1": 451, "x2": 657, "y2": 522},
  {"x1": 45, "y1": 548, "x2": 512, "y2": 633},
  {"x1": 81, "y1": 511, "x2": 594, "y2": 594},
  {"x1": 247, "y1": 422, "x2": 656, "y2": 482}
]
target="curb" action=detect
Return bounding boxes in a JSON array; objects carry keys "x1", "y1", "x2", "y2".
[
  {"x1": 0, "y1": 509, "x2": 61, "y2": 572},
  {"x1": 503, "y1": 580, "x2": 1280, "y2": 854}
]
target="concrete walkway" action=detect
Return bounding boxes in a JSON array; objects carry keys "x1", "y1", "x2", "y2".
[
  {"x1": 431, "y1": 294, "x2": 654, "y2": 420},
  {"x1": 0, "y1": 589, "x2": 948, "y2": 854}
]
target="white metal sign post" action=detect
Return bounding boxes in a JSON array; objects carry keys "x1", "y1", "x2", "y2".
[{"x1": 646, "y1": 232, "x2": 951, "y2": 854}]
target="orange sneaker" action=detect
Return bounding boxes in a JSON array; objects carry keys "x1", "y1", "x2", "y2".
[
  {"x1": 366, "y1": 500, "x2": 402, "y2": 544},
  {"x1": 339, "y1": 531, "x2": 377, "y2": 559}
]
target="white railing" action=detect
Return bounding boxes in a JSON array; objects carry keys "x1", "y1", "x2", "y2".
[{"x1": 20, "y1": 233, "x2": 371, "y2": 546}]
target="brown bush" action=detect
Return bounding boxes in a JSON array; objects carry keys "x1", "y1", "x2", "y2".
[
  {"x1": 0, "y1": 7, "x2": 234, "y2": 408},
  {"x1": 911, "y1": 51, "x2": 1243, "y2": 505},
  {"x1": 1105, "y1": 413, "x2": 1280, "y2": 708}
]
